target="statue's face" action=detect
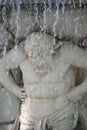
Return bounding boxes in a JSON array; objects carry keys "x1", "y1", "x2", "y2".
[{"x1": 24, "y1": 33, "x2": 59, "y2": 76}]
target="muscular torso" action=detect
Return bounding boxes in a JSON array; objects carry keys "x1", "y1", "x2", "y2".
[
  {"x1": 20, "y1": 59, "x2": 77, "y2": 118},
  {"x1": 20, "y1": 58, "x2": 76, "y2": 99},
  {"x1": 20, "y1": 33, "x2": 77, "y2": 99},
  {"x1": 19, "y1": 33, "x2": 78, "y2": 118}
]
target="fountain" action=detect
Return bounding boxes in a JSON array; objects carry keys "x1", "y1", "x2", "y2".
[{"x1": 0, "y1": 0, "x2": 87, "y2": 130}]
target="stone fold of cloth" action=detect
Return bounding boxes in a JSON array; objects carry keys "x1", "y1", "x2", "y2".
[{"x1": 20, "y1": 97, "x2": 78, "y2": 130}]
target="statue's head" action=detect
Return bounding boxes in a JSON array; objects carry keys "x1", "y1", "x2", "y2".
[{"x1": 24, "y1": 32, "x2": 58, "y2": 76}]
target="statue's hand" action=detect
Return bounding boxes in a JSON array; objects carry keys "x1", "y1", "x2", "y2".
[{"x1": 19, "y1": 88, "x2": 27, "y2": 102}]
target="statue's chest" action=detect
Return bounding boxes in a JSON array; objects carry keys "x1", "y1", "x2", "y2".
[{"x1": 20, "y1": 59, "x2": 69, "y2": 83}]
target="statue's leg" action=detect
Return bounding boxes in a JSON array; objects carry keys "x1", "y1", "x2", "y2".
[
  {"x1": 20, "y1": 100, "x2": 34, "y2": 130},
  {"x1": 20, "y1": 98, "x2": 48, "y2": 130},
  {"x1": 47, "y1": 102, "x2": 78, "y2": 130}
]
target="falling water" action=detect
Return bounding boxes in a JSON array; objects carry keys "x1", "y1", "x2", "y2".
[
  {"x1": 79, "y1": 0, "x2": 82, "y2": 7},
  {"x1": 25, "y1": 0, "x2": 32, "y2": 36},
  {"x1": 52, "y1": 0, "x2": 59, "y2": 45},
  {"x1": 52, "y1": 9, "x2": 59, "y2": 37},
  {"x1": 43, "y1": 0, "x2": 47, "y2": 33},
  {"x1": 62, "y1": 0, "x2": 66, "y2": 15},
  {"x1": 15, "y1": 0, "x2": 21, "y2": 46},
  {"x1": 1, "y1": 0, "x2": 8, "y2": 59},
  {"x1": 10, "y1": 0, "x2": 15, "y2": 12},
  {"x1": 69, "y1": 0, "x2": 71, "y2": 5},
  {"x1": 72, "y1": 0, "x2": 75, "y2": 8},
  {"x1": 73, "y1": 16, "x2": 79, "y2": 39},
  {"x1": 48, "y1": 0, "x2": 52, "y2": 11},
  {"x1": 9, "y1": 0, "x2": 15, "y2": 30},
  {"x1": 34, "y1": 0, "x2": 38, "y2": 23}
]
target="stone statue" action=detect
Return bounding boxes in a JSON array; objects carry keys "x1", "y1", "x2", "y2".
[{"x1": 0, "y1": 32, "x2": 87, "y2": 130}]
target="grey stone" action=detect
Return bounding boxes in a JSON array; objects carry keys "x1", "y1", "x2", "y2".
[
  {"x1": 0, "y1": 87, "x2": 20, "y2": 124},
  {"x1": 0, "y1": 124, "x2": 13, "y2": 130}
]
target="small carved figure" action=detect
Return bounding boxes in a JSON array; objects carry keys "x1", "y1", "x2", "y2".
[{"x1": 0, "y1": 32, "x2": 87, "y2": 130}]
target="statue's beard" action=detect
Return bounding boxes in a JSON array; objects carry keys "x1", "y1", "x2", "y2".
[{"x1": 28, "y1": 44, "x2": 55, "y2": 77}]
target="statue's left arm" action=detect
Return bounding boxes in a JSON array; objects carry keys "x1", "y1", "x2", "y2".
[
  {"x1": 60, "y1": 43, "x2": 87, "y2": 102},
  {"x1": 67, "y1": 78, "x2": 87, "y2": 102},
  {"x1": 60, "y1": 43, "x2": 87, "y2": 68}
]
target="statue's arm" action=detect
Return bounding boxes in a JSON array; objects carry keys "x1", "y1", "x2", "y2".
[
  {"x1": 60, "y1": 43, "x2": 87, "y2": 102},
  {"x1": 67, "y1": 78, "x2": 87, "y2": 102},
  {"x1": 0, "y1": 62, "x2": 26, "y2": 99},
  {"x1": 60, "y1": 43, "x2": 87, "y2": 68},
  {"x1": 4, "y1": 46, "x2": 27, "y2": 69},
  {"x1": 0, "y1": 46, "x2": 27, "y2": 99}
]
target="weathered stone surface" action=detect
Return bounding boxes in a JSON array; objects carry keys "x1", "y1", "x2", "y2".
[
  {"x1": 0, "y1": 124, "x2": 13, "y2": 130},
  {"x1": 0, "y1": 86, "x2": 20, "y2": 124}
]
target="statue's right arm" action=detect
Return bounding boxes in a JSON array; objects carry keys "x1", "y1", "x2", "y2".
[
  {"x1": 4, "y1": 46, "x2": 27, "y2": 69},
  {"x1": 0, "y1": 46, "x2": 27, "y2": 99}
]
